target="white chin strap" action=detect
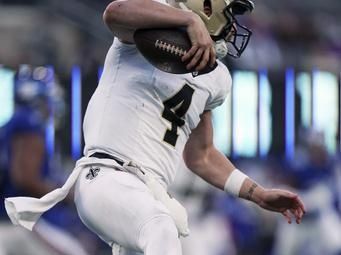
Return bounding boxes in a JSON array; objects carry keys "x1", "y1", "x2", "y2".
[
  {"x1": 215, "y1": 39, "x2": 228, "y2": 59},
  {"x1": 178, "y1": 2, "x2": 190, "y2": 10}
]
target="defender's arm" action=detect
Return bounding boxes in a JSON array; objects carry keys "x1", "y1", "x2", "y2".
[
  {"x1": 10, "y1": 134, "x2": 56, "y2": 197},
  {"x1": 183, "y1": 111, "x2": 306, "y2": 224}
]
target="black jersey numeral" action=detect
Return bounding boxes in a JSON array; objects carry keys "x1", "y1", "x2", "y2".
[{"x1": 162, "y1": 84, "x2": 194, "y2": 146}]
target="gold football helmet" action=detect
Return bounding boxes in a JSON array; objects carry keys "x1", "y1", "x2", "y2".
[{"x1": 168, "y1": 0, "x2": 254, "y2": 58}]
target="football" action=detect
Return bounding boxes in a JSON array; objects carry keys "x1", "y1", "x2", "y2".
[{"x1": 133, "y1": 27, "x2": 216, "y2": 75}]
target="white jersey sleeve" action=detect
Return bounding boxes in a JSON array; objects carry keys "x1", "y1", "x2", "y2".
[
  {"x1": 154, "y1": 0, "x2": 168, "y2": 4},
  {"x1": 204, "y1": 63, "x2": 232, "y2": 111}
]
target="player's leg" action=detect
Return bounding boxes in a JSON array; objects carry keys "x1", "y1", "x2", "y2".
[
  {"x1": 138, "y1": 215, "x2": 182, "y2": 255},
  {"x1": 34, "y1": 219, "x2": 89, "y2": 255},
  {"x1": 74, "y1": 164, "x2": 181, "y2": 254},
  {"x1": 0, "y1": 222, "x2": 60, "y2": 255}
]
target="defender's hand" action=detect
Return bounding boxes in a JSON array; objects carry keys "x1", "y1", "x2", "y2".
[
  {"x1": 256, "y1": 189, "x2": 306, "y2": 224},
  {"x1": 182, "y1": 13, "x2": 216, "y2": 71}
]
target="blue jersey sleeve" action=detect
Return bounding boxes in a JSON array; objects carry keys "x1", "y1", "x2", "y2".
[{"x1": 7, "y1": 107, "x2": 45, "y2": 137}]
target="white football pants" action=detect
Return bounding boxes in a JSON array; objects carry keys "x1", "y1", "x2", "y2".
[{"x1": 74, "y1": 163, "x2": 182, "y2": 255}]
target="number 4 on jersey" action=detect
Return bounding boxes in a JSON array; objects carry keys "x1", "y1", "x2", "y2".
[{"x1": 162, "y1": 84, "x2": 194, "y2": 146}]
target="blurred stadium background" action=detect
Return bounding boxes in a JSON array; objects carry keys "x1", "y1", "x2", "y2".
[{"x1": 0, "y1": 0, "x2": 340, "y2": 255}]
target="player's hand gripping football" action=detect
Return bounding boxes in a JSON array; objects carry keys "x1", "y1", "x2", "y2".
[
  {"x1": 256, "y1": 189, "x2": 306, "y2": 224},
  {"x1": 182, "y1": 13, "x2": 216, "y2": 71}
]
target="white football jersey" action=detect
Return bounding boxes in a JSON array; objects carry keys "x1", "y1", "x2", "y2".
[{"x1": 83, "y1": 39, "x2": 232, "y2": 187}]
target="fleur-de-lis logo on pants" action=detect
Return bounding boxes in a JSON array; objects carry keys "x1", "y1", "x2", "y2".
[{"x1": 86, "y1": 166, "x2": 100, "y2": 180}]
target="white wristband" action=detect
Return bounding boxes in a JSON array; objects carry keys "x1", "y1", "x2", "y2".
[{"x1": 224, "y1": 169, "x2": 248, "y2": 196}]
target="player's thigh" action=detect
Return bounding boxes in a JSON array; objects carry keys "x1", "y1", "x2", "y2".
[
  {"x1": 138, "y1": 215, "x2": 182, "y2": 255},
  {"x1": 74, "y1": 166, "x2": 170, "y2": 251}
]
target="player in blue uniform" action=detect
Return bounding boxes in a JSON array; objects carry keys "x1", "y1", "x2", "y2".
[{"x1": 0, "y1": 66, "x2": 89, "y2": 255}]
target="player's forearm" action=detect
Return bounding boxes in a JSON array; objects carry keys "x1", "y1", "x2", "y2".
[
  {"x1": 185, "y1": 146, "x2": 235, "y2": 190},
  {"x1": 104, "y1": 0, "x2": 195, "y2": 31},
  {"x1": 238, "y1": 177, "x2": 265, "y2": 204},
  {"x1": 185, "y1": 146, "x2": 265, "y2": 204}
]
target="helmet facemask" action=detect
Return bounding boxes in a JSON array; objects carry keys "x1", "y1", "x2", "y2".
[
  {"x1": 168, "y1": 0, "x2": 254, "y2": 58},
  {"x1": 212, "y1": 0, "x2": 254, "y2": 58}
]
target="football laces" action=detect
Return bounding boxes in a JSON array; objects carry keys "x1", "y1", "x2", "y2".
[{"x1": 155, "y1": 40, "x2": 187, "y2": 57}]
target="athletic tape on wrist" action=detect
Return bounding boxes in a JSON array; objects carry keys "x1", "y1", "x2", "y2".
[{"x1": 224, "y1": 169, "x2": 248, "y2": 196}]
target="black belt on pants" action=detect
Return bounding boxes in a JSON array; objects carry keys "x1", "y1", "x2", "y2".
[{"x1": 89, "y1": 152, "x2": 124, "y2": 166}]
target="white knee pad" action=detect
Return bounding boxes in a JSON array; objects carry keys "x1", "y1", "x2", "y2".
[{"x1": 138, "y1": 216, "x2": 182, "y2": 255}]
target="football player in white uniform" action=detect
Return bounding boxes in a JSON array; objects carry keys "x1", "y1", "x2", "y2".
[{"x1": 4, "y1": 0, "x2": 306, "y2": 255}]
